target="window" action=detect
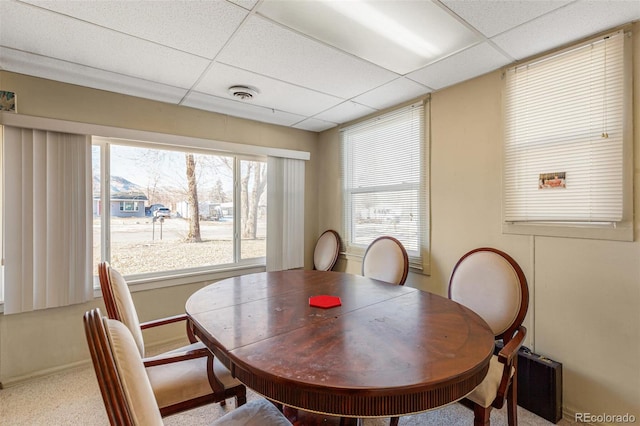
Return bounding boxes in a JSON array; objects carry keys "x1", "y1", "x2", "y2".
[
  {"x1": 119, "y1": 201, "x2": 139, "y2": 212},
  {"x1": 93, "y1": 140, "x2": 267, "y2": 278},
  {"x1": 0, "y1": 112, "x2": 307, "y2": 310},
  {"x1": 503, "y1": 30, "x2": 632, "y2": 241},
  {"x1": 341, "y1": 101, "x2": 429, "y2": 270}
]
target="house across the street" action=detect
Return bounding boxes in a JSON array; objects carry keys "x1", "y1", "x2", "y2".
[{"x1": 93, "y1": 191, "x2": 148, "y2": 218}]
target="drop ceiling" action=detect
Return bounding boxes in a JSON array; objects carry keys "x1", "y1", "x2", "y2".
[{"x1": 1, "y1": 0, "x2": 639, "y2": 132}]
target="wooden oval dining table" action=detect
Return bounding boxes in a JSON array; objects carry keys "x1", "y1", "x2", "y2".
[{"x1": 185, "y1": 270, "x2": 494, "y2": 422}]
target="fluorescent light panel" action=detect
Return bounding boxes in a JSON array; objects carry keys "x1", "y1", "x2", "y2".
[{"x1": 258, "y1": 0, "x2": 481, "y2": 75}]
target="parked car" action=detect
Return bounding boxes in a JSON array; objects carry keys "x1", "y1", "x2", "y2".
[
  {"x1": 154, "y1": 207, "x2": 170, "y2": 218},
  {"x1": 147, "y1": 204, "x2": 166, "y2": 217}
]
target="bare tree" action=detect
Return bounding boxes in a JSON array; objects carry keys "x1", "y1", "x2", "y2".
[
  {"x1": 242, "y1": 162, "x2": 267, "y2": 239},
  {"x1": 208, "y1": 157, "x2": 267, "y2": 240},
  {"x1": 210, "y1": 179, "x2": 229, "y2": 203},
  {"x1": 185, "y1": 153, "x2": 202, "y2": 242}
]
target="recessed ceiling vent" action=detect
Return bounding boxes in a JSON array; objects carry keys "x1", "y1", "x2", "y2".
[{"x1": 228, "y1": 85, "x2": 258, "y2": 100}]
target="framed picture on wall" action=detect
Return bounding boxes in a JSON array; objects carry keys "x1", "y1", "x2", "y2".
[
  {"x1": 538, "y1": 172, "x2": 566, "y2": 189},
  {"x1": 0, "y1": 91, "x2": 17, "y2": 112}
]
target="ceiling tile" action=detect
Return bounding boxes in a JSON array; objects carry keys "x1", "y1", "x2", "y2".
[
  {"x1": 21, "y1": 0, "x2": 248, "y2": 59},
  {"x1": 492, "y1": 0, "x2": 640, "y2": 60},
  {"x1": 353, "y1": 77, "x2": 432, "y2": 110},
  {"x1": 314, "y1": 101, "x2": 376, "y2": 124},
  {"x1": 0, "y1": 47, "x2": 188, "y2": 104},
  {"x1": 441, "y1": 0, "x2": 572, "y2": 38},
  {"x1": 195, "y1": 62, "x2": 344, "y2": 117},
  {"x1": 216, "y1": 15, "x2": 398, "y2": 98},
  {"x1": 1, "y1": 1, "x2": 210, "y2": 88},
  {"x1": 3, "y1": 0, "x2": 639, "y2": 131},
  {"x1": 182, "y1": 91, "x2": 306, "y2": 127},
  {"x1": 407, "y1": 42, "x2": 512, "y2": 90},
  {"x1": 227, "y1": 0, "x2": 259, "y2": 11},
  {"x1": 293, "y1": 118, "x2": 338, "y2": 133}
]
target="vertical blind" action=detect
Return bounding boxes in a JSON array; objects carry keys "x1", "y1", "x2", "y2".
[
  {"x1": 504, "y1": 31, "x2": 626, "y2": 223},
  {"x1": 266, "y1": 157, "x2": 305, "y2": 271},
  {"x1": 341, "y1": 102, "x2": 426, "y2": 267},
  {"x1": 3, "y1": 127, "x2": 93, "y2": 314}
]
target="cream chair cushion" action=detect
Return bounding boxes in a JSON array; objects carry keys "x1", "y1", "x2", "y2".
[
  {"x1": 449, "y1": 251, "x2": 522, "y2": 336},
  {"x1": 212, "y1": 398, "x2": 291, "y2": 426},
  {"x1": 362, "y1": 238, "x2": 407, "y2": 285},
  {"x1": 313, "y1": 231, "x2": 340, "y2": 271},
  {"x1": 104, "y1": 317, "x2": 164, "y2": 426},
  {"x1": 466, "y1": 355, "x2": 515, "y2": 408},
  {"x1": 107, "y1": 266, "x2": 146, "y2": 357},
  {"x1": 145, "y1": 342, "x2": 243, "y2": 410}
]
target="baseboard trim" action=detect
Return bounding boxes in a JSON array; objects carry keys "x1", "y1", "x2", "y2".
[
  {"x1": 0, "y1": 359, "x2": 92, "y2": 389},
  {"x1": 563, "y1": 406, "x2": 580, "y2": 424},
  {"x1": 145, "y1": 337, "x2": 190, "y2": 356},
  {"x1": 0, "y1": 337, "x2": 189, "y2": 389}
]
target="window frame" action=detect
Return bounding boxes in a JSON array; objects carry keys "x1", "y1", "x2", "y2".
[
  {"x1": 93, "y1": 138, "x2": 269, "y2": 286},
  {"x1": 0, "y1": 112, "x2": 310, "y2": 307},
  {"x1": 502, "y1": 29, "x2": 634, "y2": 242},
  {"x1": 340, "y1": 100, "x2": 430, "y2": 273}
]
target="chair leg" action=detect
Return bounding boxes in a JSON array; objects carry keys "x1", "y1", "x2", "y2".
[
  {"x1": 389, "y1": 416, "x2": 399, "y2": 426},
  {"x1": 235, "y1": 390, "x2": 247, "y2": 407},
  {"x1": 473, "y1": 404, "x2": 491, "y2": 426},
  {"x1": 506, "y1": 383, "x2": 517, "y2": 426}
]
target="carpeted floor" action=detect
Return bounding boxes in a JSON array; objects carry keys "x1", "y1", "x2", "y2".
[{"x1": 0, "y1": 363, "x2": 575, "y2": 426}]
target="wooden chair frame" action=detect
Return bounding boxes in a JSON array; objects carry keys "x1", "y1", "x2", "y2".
[
  {"x1": 313, "y1": 229, "x2": 341, "y2": 271},
  {"x1": 448, "y1": 247, "x2": 529, "y2": 426},
  {"x1": 98, "y1": 262, "x2": 246, "y2": 416},
  {"x1": 84, "y1": 308, "x2": 135, "y2": 426}
]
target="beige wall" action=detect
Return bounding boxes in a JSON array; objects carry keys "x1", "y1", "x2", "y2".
[
  {"x1": 318, "y1": 23, "x2": 640, "y2": 422},
  {"x1": 0, "y1": 71, "x2": 320, "y2": 384},
  {"x1": 2, "y1": 21, "x2": 640, "y2": 421}
]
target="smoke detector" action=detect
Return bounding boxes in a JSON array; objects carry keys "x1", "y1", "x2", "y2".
[{"x1": 228, "y1": 85, "x2": 258, "y2": 100}]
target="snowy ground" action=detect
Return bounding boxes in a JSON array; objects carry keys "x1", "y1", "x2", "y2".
[{"x1": 93, "y1": 217, "x2": 265, "y2": 275}]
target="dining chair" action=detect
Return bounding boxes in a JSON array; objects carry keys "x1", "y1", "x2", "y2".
[
  {"x1": 448, "y1": 247, "x2": 529, "y2": 426},
  {"x1": 361, "y1": 236, "x2": 409, "y2": 285},
  {"x1": 83, "y1": 308, "x2": 291, "y2": 426},
  {"x1": 97, "y1": 262, "x2": 246, "y2": 416},
  {"x1": 313, "y1": 230, "x2": 341, "y2": 271}
]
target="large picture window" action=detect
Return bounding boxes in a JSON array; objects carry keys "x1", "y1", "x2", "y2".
[
  {"x1": 341, "y1": 101, "x2": 429, "y2": 270},
  {"x1": 0, "y1": 114, "x2": 307, "y2": 311},
  {"x1": 93, "y1": 140, "x2": 267, "y2": 278},
  {"x1": 503, "y1": 30, "x2": 632, "y2": 240}
]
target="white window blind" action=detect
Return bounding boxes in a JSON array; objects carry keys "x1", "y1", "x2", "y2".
[
  {"x1": 341, "y1": 102, "x2": 427, "y2": 269},
  {"x1": 504, "y1": 31, "x2": 626, "y2": 224},
  {"x1": 266, "y1": 157, "x2": 305, "y2": 271},
  {"x1": 3, "y1": 127, "x2": 93, "y2": 314}
]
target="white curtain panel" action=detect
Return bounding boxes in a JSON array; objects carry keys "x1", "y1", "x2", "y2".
[
  {"x1": 266, "y1": 157, "x2": 305, "y2": 271},
  {"x1": 3, "y1": 126, "x2": 93, "y2": 314}
]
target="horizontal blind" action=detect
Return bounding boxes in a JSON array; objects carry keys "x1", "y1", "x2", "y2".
[
  {"x1": 341, "y1": 102, "x2": 425, "y2": 265},
  {"x1": 504, "y1": 31, "x2": 625, "y2": 223}
]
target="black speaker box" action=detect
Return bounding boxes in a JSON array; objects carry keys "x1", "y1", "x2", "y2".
[{"x1": 494, "y1": 341, "x2": 563, "y2": 423}]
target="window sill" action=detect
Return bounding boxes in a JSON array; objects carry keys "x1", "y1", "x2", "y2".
[
  {"x1": 0, "y1": 264, "x2": 267, "y2": 314},
  {"x1": 341, "y1": 252, "x2": 431, "y2": 276},
  {"x1": 502, "y1": 221, "x2": 634, "y2": 242},
  {"x1": 93, "y1": 263, "x2": 267, "y2": 297}
]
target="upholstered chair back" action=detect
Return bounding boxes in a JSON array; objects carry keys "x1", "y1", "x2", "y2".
[
  {"x1": 362, "y1": 236, "x2": 409, "y2": 285},
  {"x1": 104, "y1": 317, "x2": 164, "y2": 426},
  {"x1": 103, "y1": 265, "x2": 146, "y2": 357},
  {"x1": 449, "y1": 248, "x2": 529, "y2": 340},
  {"x1": 313, "y1": 230, "x2": 340, "y2": 271}
]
